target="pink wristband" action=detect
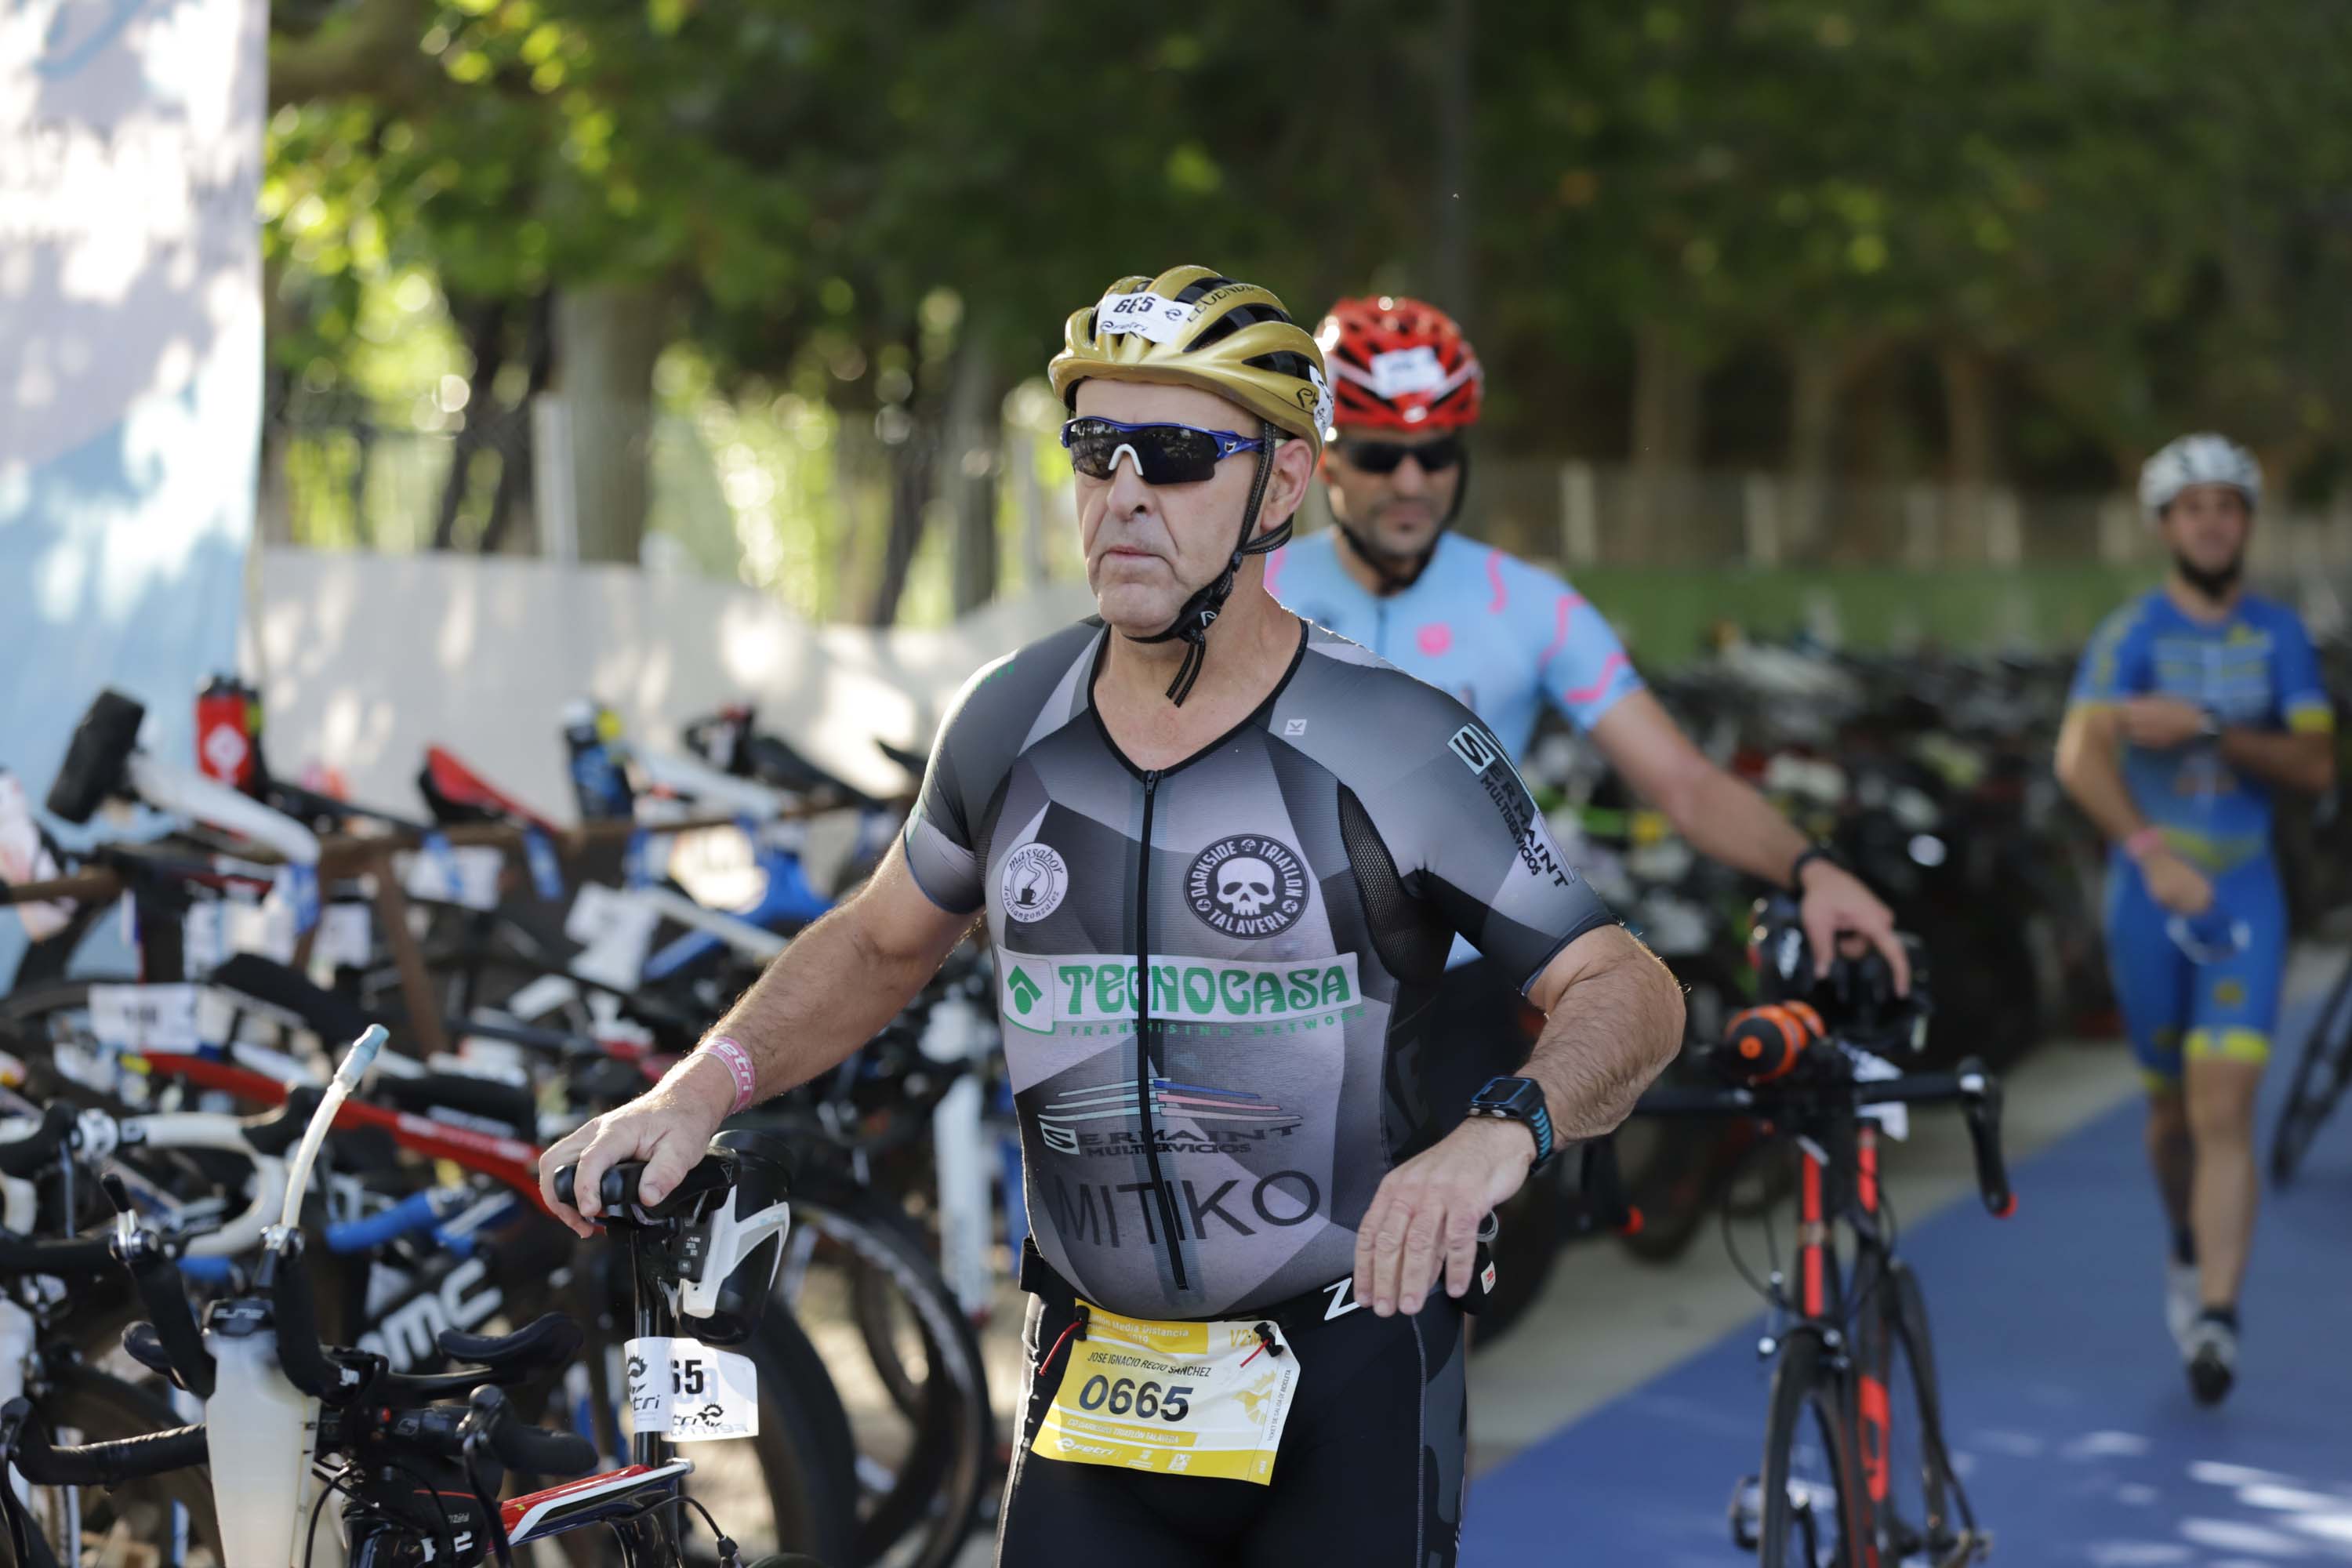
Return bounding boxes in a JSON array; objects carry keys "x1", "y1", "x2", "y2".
[
  {"x1": 697, "y1": 1036, "x2": 757, "y2": 1113},
  {"x1": 2123, "y1": 826, "x2": 2165, "y2": 862}
]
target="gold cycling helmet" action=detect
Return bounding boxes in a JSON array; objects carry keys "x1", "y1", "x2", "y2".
[{"x1": 1049, "y1": 266, "x2": 1331, "y2": 456}]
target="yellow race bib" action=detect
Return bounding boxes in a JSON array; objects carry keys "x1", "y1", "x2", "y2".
[{"x1": 1032, "y1": 1301, "x2": 1301, "y2": 1484}]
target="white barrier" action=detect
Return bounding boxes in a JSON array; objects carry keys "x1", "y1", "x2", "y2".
[{"x1": 246, "y1": 547, "x2": 1096, "y2": 822}]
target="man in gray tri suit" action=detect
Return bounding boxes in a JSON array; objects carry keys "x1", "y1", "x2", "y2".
[{"x1": 539, "y1": 265, "x2": 1685, "y2": 1567}]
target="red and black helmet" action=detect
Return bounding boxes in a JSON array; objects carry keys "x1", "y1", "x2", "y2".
[{"x1": 1314, "y1": 296, "x2": 1483, "y2": 435}]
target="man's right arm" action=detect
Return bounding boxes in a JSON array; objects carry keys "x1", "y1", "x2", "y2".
[
  {"x1": 2055, "y1": 702, "x2": 2143, "y2": 843},
  {"x1": 536, "y1": 840, "x2": 975, "y2": 1235}
]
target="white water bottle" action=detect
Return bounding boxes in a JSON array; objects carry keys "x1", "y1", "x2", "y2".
[{"x1": 205, "y1": 1308, "x2": 332, "y2": 1566}]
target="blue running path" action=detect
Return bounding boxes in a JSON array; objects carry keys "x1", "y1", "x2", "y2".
[{"x1": 1464, "y1": 993, "x2": 2352, "y2": 1566}]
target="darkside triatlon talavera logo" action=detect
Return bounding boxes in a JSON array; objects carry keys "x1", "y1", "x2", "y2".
[{"x1": 1185, "y1": 834, "x2": 1308, "y2": 939}]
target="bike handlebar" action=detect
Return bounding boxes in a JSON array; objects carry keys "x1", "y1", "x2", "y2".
[
  {"x1": 1, "y1": 1400, "x2": 208, "y2": 1486},
  {"x1": 464, "y1": 1386, "x2": 596, "y2": 1477},
  {"x1": 1621, "y1": 1044, "x2": 2015, "y2": 1220},
  {"x1": 0, "y1": 1103, "x2": 75, "y2": 1178}
]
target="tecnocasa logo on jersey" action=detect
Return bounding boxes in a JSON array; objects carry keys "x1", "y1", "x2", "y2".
[{"x1": 998, "y1": 952, "x2": 1363, "y2": 1038}]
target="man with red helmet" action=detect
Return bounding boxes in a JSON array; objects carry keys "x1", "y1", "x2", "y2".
[{"x1": 1269, "y1": 295, "x2": 1904, "y2": 1124}]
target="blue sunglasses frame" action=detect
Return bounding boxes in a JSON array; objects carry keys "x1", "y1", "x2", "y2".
[{"x1": 1059, "y1": 416, "x2": 1270, "y2": 481}]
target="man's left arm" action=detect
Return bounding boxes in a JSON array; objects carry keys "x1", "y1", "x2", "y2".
[
  {"x1": 2216, "y1": 726, "x2": 2335, "y2": 794},
  {"x1": 2222, "y1": 621, "x2": 2336, "y2": 794},
  {"x1": 1353, "y1": 923, "x2": 1683, "y2": 1317},
  {"x1": 1592, "y1": 690, "x2": 1907, "y2": 989}
]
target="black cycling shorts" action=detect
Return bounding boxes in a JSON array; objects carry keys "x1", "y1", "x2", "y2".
[{"x1": 994, "y1": 1285, "x2": 1470, "y2": 1567}]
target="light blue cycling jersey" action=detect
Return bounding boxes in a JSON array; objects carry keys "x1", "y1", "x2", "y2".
[
  {"x1": 1266, "y1": 530, "x2": 1645, "y2": 762},
  {"x1": 1269, "y1": 529, "x2": 1644, "y2": 970}
]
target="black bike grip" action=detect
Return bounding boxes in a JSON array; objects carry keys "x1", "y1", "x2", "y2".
[
  {"x1": 1953, "y1": 1058, "x2": 2015, "y2": 1218},
  {"x1": 6, "y1": 1406, "x2": 208, "y2": 1487},
  {"x1": 0, "y1": 1230, "x2": 114, "y2": 1276},
  {"x1": 117, "y1": 1244, "x2": 215, "y2": 1401},
  {"x1": 469, "y1": 1387, "x2": 594, "y2": 1477},
  {"x1": 0, "y1": 1102, "x2": 76, "y2": 1178},
  {"x1": 269, "y1": 1243, "x2": 360, "y2": 1403}
]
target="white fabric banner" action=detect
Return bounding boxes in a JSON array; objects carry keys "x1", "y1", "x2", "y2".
[{"x1": 0, "y1": 0, "x2": 267, "y2": 973}]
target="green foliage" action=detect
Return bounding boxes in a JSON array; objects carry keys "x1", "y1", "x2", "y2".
[{"x1": 265, "y1": 0, "x2": 2352, "y2": 543}]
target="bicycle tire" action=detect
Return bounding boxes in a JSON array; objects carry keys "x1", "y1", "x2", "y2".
[
  {"x1": 848, "y1": 1250, "x2": 927, "y2": 1421},
  {"x1": 2270, "y1": 959, "x2": 2352, "y2": 1185},
  {"x1": 646, "y1": 1308, "x2": 859, "y2": 1568},
  {"x1": 796, "y1": 1196, "x2": 989, "y2": 1568},
  {"x1": 2, "y1": 1361, "x2": 219, "y2": 1568},
  {"x1": 1758, "y1": 1332, "x2": 1868, "y2": 1568}
]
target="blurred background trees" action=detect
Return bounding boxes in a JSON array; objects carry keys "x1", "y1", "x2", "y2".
[{"x1": 256, "y1": 0, "x2": 2352, "y2": 626}]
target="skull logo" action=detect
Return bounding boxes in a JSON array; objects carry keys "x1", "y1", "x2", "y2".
[{"x1": 1217, "y1": 856, "x2": 1278, "y2": 920}]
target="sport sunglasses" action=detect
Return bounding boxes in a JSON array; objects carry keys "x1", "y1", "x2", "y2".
[
  {"x1": 1061, "y1": 416, "x2": 1270, "y2": 484},
  {"x1": 1334, "y1": 434, "x2": 1464, "y2": 475}
]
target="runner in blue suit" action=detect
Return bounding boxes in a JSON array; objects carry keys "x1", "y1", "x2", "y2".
[{"x1": 2057, "y1": 433, "x2": 2336, "y2": 1406}]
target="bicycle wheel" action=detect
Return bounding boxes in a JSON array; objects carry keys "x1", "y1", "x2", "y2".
[
  {"x1": 2270, "y1": 960, "x2": 2352, "y2": 1185},
  {"x1": 640, "y1": 1309, "x2": 861, "y2": 1568},
  {"x1": 1755, "y1": 1333, "x2": 1868, "y2": 1568},
  {"x1": 4, "y1": 1362, "x2": 219, "y2": 1568},
  {"x1": 1868, "y1": 1265, "x2": 1980, "y2": 1566},
  {"x1": 792, "y1": 1196, "x2": 990, "y2": 1568}
]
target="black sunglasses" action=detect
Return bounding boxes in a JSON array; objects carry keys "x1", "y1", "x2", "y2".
[
  {"x1": 1334, "y1": 435, "x2": 1464, "y2": 475},
  {"x1": 1060, "y1": 417, "x2": 1270, "y2": 485}
]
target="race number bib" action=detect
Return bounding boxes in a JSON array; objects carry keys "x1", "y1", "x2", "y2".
[
  {"x1": 625, "y1": 1335, "x2": 758, "y2": 1442},
  {"x1": 1032, "y1": 1302, "x2": 1301, "y2": 1485}
]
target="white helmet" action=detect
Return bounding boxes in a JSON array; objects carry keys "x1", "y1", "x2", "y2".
[{"x1": 2140, "y1": 434, "x2": 2260, "y2": 522}]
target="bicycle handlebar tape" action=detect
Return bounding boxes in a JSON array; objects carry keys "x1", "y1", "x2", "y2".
[
  {"x1": 0, "y1": 1229, "x2": 114, "y2": 1277},
  {"x1": 115, "y1": 1237, "x2": 216, "y2": 1401},
  {"x1": 1953, "y1": 1058, "x2": 2016, "y2": 1218},
  {"x1": 265, "y1": 1241, "x2": 368, "y2": 1403},
  {"x1": 44, "y1": 689, "x2": 144, "y2": 823},
  {"x1": 2, "y1": 1398, "x2": 209, "y2": 1487},
  {"x1": 469, "y1": 1387, "x2": 595, "y2": 1477},
  {"x1": 0, "y1": 1102, "x2": 77, "y2": 1178}
]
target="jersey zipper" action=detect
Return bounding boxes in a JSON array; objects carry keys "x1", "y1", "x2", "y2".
[{"x1": 1134, "y1": 768, "x2": 1189, "y2": 1293}]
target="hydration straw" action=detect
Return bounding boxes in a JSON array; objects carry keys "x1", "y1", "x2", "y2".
[{"x1": 279, "y1": 1024, "x2": 387, "y2": 1228}]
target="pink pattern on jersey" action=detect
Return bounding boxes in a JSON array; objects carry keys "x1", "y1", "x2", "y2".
[
  {"x1": 1540, "y1": 591, "x2": 1590, "y2": 666},
  {"x1": 1265, "y1": 544, "x2": 1287, "y2": 596},
  {"x1": 1417, "y1": 622, "x2": 1454, "y2": 655},
  {"x1": 1562, "y1": 650, "x2": 1629, "y2": 707},
  {"x1": 1486, "y1": 549, "x2": 1508, "y2": 612}
]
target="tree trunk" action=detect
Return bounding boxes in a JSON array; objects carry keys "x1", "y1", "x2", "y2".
[
  {"x1": 477, "y1": 292, "x2": 554, "y2": 556},
  {"x1": 1627, "y1": 320, "x2": 1701, "y2": 561},
  {"x1": 552, "y1": 282, "x2": 668, "y2": 564},
  {"x1": 430, "y1": 299, "x2": 507, "y2": 550},
  {"x1": 946, "y1": 345, "x2": 1001, "y2": 615},
  {"x1": 1786, "y1": 340, "x2": 1843, "y2": 562},
  {"x1": 866, "y1": 426, "x2": 939, "y2": 626},
  {"x1": 1939, "y1": 343, "x2": 1995, "y2": 562}
]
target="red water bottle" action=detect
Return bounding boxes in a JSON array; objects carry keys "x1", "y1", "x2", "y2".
[{"x1": 195, "y1": 675, "x2": 264, "y2": 796}]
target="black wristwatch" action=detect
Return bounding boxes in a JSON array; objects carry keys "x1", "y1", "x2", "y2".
[
  {"x1": 1788, "y1": 844, "x2": 1840, "y2": 889},
  {"x1": 1467, "y1": 1076, "x2": 1555, "y2": 1171}
]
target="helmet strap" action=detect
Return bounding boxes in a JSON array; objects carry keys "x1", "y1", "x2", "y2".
[
  {"x1": 1330, "y1": 444, "x2": 1472, "y2": 595},
  {"x1": 1125, "y1": 422, "x2": 1290, "y2": 706}
]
